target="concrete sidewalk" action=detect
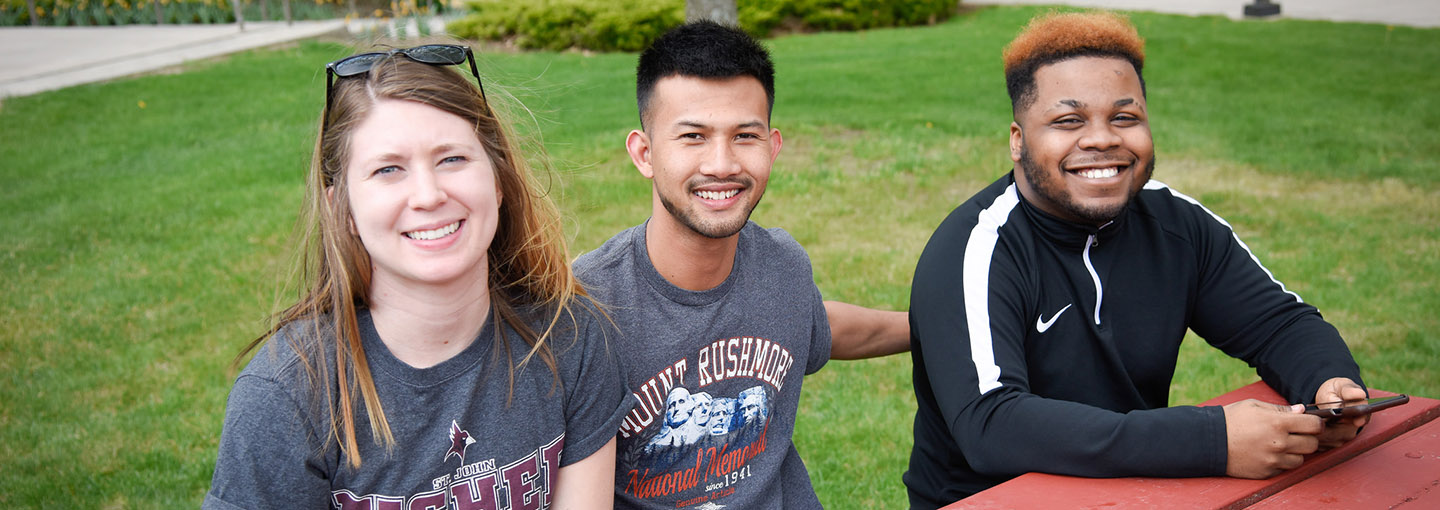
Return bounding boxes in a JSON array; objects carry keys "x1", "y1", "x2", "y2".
[
  {"x1": 0, "y1": 20, "x2": 349, "y2": 98},
  {"x1": 971, "y1": 0, "x2": 1440, "y2": 28}
]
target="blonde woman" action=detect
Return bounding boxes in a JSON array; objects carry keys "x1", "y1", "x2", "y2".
[{"x1": 205, "y1": 45, "x2": 628, "y2": 509}]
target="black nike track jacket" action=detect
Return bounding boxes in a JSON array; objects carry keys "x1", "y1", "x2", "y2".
[{"x1": 905, "y1": 173, "x2": 1363, "y2": 508}]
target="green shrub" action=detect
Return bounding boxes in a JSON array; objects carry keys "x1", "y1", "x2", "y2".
[{"x1": 449, "y1": 0, "x2": 958, "y2": 52}]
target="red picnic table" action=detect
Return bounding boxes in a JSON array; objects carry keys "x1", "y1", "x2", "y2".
[{"x1": 944, "y1": 382, "x2": 1440, "y2": 509}]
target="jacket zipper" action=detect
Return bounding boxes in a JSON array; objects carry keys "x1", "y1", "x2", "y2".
[{"x1": 1083, "y1": 233, "x2": 1103, "y2": 325}]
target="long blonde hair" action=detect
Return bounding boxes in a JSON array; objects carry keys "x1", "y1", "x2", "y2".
[{"x1": 236, "y1": 55, "x2": 588, "y2": 468}]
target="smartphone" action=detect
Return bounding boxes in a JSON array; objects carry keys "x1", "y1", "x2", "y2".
[{"x1": 1303, "y1": 394, "x2": 1410, "y2": 421}]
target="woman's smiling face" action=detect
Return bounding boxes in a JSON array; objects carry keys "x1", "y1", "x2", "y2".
[{"x1": 344, "y1": 98, "x2": 501, "y2": 290}]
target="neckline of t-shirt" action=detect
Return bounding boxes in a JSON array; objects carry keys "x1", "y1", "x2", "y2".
[
  {"x1": 356, "y1": 307, "x2": 497, "y2": 387},
  {"x1": 635, "y1": 219, "x2": 745, "y2": 307}
]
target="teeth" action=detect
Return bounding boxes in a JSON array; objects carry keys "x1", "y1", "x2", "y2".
[
  {"x1": 1077, "y1": 167, "x2": 1119, "y2": 179},
  {"x1": 405, "y1": 221, "x2": 460, "y2": 241},
  {"x1": 695, "y1": 189, "x2": 740, "y2": 200}
]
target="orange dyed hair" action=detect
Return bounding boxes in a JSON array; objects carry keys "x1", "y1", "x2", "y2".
[{"x1": 1002, "y1": 11, "x2": 1146, "y2": 113}]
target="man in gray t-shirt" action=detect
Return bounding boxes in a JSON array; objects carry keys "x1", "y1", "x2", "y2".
[{"x1": 573, "y1": 21, "x2": 909, "y2": 510}]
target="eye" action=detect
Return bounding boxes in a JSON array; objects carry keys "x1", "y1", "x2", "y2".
[
  {"x1": 1052, "y1": 117, "x2": 1083, "y2": 128},
  {"x1": 735, "y1": 132, "x2": 761, "y2": 141},
  {"x1": 372, "y1": 165, "x2": 400, "y2": 176},
  {"x1": 680, "y1": 132, "x2": 704, "y2": 141},
  {"x1": 1112, "y1": 114, "x2": 1141, "y2": 126},
  {"x1": 440, "y1": 155, "x2": 467, "y2": 165}
]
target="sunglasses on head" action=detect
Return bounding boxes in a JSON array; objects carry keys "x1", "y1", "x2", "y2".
[{"x1": 323, "y1": 44, "x2": 487, "y2": 128}]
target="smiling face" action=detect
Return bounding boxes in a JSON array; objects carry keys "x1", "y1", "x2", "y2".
[
  {"x1": 626, "y1": 75, "x2": 782, "y2": 240},
  {"x1": 344, "y1": 98, "x2": 500, "y2": 291},
  {"x1": 1010, "y1": 56, "x2": 1154, "y2": 226}
]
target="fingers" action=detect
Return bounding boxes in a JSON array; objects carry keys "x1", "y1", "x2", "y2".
[
  {"x1": 1224, "y1": 400, "x2": 1327, "y2": 479},
  {"x1": 1337, "y1": 384, "x2": 1368, "y2": 402},
  {"x1": 1314, "y1": 377, "x2": 1367, "y2": 405},
  {"x1": 1317, "y1": 421, "x2": 1360, "y2": 449},
  {"x1": 1285, "y1": 430, "x2": 1320, "y2": 455},
  {"x1": 1276, "y1": 452, "x2": 1307, "y2": 471}
]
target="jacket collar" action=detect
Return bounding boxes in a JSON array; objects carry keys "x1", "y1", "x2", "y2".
[{"x1": 1009, "y1": 171, "x2": 1128, "y2": 250}]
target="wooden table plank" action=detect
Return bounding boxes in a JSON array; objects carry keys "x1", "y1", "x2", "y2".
[
  {"x1": 943, "y1": 383, "x2": 1440, "y2": 509},
  {"x1": 1246, "y1": 418, "x2": 1440, "y2": 509}
]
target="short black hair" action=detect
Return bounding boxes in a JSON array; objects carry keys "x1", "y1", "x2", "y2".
[{"x1": 636, "y1": 20, "x2": 776, "y2": 129}]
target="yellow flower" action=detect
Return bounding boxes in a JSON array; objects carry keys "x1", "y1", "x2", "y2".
[
  {"x1": 138, "y1": 100, "x2": 147, "y2": 109},
  {"x1": 372, "y1": 8, "x2": 382, "y2": 17},
  {"x1": 36, "y1": 6, "x2": 45, "y2": 15}
]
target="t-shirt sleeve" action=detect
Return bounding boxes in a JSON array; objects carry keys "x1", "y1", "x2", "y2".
[
  {"x1": 559, "y1": 306, "x2": 633, "y2": 467},
  {"x1": 806, "y1": 285, "x2": 831, "y2": 375},
  {"x1": 205, "y1": 373, "x2": 331, "y2": 509}
]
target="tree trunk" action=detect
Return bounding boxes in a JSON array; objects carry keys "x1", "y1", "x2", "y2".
[
  {"x1": 154, "y1": 0, "x2": 163, "y2": 24},
  {"x1": 259, "y1": 0, "x2": 268, "y2": 21},
  {"x1": 685, "y1": 0, "x2": 737, "y2": 26},
  {"x1": 232, "y1": 0, "x2": 244, "y2": 30},
  {"x1": 26, "y1": 0, "x2": 37, "y2": 25},
  {"x1": 283, "y1": 0, "x2": 292, "y2": 25}
]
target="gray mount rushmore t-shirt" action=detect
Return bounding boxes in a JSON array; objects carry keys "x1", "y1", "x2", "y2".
[{"x1": 574, "y1": 221, "x2": 832, "y2": 510}]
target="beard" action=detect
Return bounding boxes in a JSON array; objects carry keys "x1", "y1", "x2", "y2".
[
  {"x1": 1018, "y1": 145, "x2": 1156, "y2": 225},
  {"x1": 657, "y1": 177, "x2": 760, "y2": 239}
]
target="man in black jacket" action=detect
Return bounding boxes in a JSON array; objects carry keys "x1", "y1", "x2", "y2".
[{"x1": 905, "y1": 11, "x2": 1370, "y2": 508}]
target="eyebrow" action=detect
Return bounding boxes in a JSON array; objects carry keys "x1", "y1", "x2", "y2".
[
  {"x1": 1052, "y1": 98, "x2": 1138, "y2": 111},
  {"x1": 430, "y1": 143, "x2": 474, "y2": 155},
  {"x1": 674, "y1": 119, "x2": 767, "y2": 130}
]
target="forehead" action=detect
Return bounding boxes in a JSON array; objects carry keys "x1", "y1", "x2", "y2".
[
  {"x1": 648, "y1": 75, "x2": 769, "y2": 126},
  {"x1": 1029, "y1": 56, "x2": 1144, "y2": 111},
  {"x1": 349, "y1": 99, "x2": 478, "y2": 151}
]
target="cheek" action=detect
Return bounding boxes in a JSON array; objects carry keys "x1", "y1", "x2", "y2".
[{"x1": 1126, "y1": 132, "x2": 1155, "y2": 156}]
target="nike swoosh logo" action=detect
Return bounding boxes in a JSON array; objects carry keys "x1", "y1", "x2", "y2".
[{"x1": 1035, "y1": 304, "x2": 1073, "y2": 333}]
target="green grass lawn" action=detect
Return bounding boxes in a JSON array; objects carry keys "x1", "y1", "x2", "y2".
[{"x1": 2, "y1": 5, "x2": 1437, "y2": 507}]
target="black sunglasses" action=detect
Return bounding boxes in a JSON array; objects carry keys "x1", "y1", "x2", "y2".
[{"x1": 323, "y1": 44, "x2": 486, "y2": 127}]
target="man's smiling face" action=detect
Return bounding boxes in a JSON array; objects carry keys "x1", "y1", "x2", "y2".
[
  {"x1": 1010, "y1": 55, "x2": 1155, "y2": 226},
  {"x1": 627, "y1": 75, "x2": 781, "y2": 239}
]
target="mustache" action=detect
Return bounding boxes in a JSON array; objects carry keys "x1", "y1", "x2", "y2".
[{"x1": 1062, "y1": 151, "x2": 1138, "y2": 168}]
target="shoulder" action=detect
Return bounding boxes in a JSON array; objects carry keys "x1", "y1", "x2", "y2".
[
  {"x1": 237, "y1": 321, "x2": 322, "y2": 383},
  {"x1": 740, "y1": 221, "x2": 807, "y2": 259},
  {"x1": 573, "y1": 223, "x2": 643, "y2": 279},
  {"x1": 1133, "y1": 181, "x2": 1237, "y2": 239},
  {"x1": 219, "y1": 322, "x2": 334, "y2": 443},
  {"x1": 228, "y1": 319, "x2": 335, "y2": 415},
  {"x1": 920, "y1": 176, "x2": 1024, "y2": 263}
]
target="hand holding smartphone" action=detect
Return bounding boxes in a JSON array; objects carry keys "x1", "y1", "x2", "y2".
[{"x1": 1303, "y1": 394, "x2": 1410, "y2": 421}]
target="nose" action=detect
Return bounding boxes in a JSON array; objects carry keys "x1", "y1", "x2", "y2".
[
  {"x1": 699, "y1": 140, "x2": 743, "y2": 178},
  {"x1": 408, "y1": 167, "x2": 448, "y2": 210},
  {"x1": 1077, "y1": 121, "x2": 1123, "y2": 151}
]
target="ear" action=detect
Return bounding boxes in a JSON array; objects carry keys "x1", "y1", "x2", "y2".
[
  {"x1": 626, "y1": 129, "x2": 654, "y2": 179},
  {"x1": 1009, "y1": 121, "x2": 1024, "y2": 163},
  {"x1": 493, "y1": 167, "x2": 503, "y2": 208},
  {"x1": 768, "y1": 128, "x2": 783, "y2": 164}
]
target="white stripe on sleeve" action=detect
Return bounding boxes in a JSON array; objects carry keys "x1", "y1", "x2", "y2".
[
  {"x1": 963, "y1": 184, "x2": 1021, "y2": 395},
  {"x1": 1144, "y1": 180, "x2": 1303, "y2": 303}
]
